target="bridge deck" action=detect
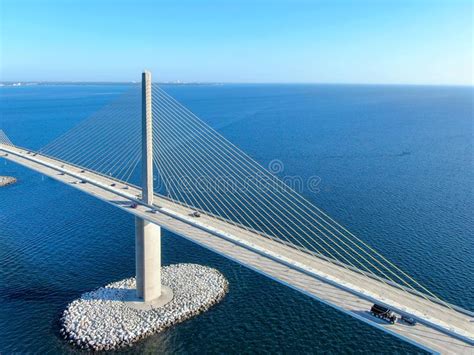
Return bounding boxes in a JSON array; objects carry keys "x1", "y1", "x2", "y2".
[{"x1": 2, "y1": 144, "x2": 473, "y2": 354}]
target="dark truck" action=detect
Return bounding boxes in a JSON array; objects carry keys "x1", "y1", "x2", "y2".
[{"x1": 370, "y1": 304, "x2": 397, "y2": 324}]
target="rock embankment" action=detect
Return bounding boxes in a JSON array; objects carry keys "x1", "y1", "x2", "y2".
[
  {"x1": 0, "y1": 176, "x2": 16, "y2": 187},
  {"x1": 60, "y1": 263, "x2": 228, "y2": 351}
]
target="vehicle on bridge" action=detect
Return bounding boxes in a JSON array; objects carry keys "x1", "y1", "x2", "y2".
[
  {"x1": 401, "y1": 315, "x2": 417, "y2": 326},
  {"x1": 370, "y1": 304, "x2": 397, "y2": 324}
]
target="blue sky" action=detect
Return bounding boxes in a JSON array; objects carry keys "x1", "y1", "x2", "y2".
[{"x1": 0, "y1": 0, "x2": 472, "y2": 84}]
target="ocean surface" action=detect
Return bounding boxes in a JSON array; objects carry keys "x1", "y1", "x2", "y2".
[{"x1": 0, "y1": 84, "x2": 472, "y2": 353}]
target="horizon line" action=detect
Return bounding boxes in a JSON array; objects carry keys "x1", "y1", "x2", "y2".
[{"x1": 1, "y1": 80, "x2": 473, "y2": 88}]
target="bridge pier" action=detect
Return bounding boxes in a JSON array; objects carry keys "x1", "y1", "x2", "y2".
[{"x1": 135, "y1": 218, "x2": 162, "y2": 301}]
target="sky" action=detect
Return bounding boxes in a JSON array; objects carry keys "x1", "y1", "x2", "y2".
[{"x1": 0, "y1": 0, "x2": 472, "y2": 85}]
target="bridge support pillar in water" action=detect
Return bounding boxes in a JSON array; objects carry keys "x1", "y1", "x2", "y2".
[{"x1": 135, "y1": 217, "x2": 162, "y2": 301}]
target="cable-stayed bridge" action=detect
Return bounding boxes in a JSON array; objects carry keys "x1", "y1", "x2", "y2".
[{"x1": 0, "y1": 73, "x2": 473, "y2": 354}]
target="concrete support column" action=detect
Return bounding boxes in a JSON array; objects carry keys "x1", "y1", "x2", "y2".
[
  {"x1": 135, "y1": 70, "x2": 162, "y2": 302},
  {"x1": 135, "y1": 217, "x2": 161, "y2": 300}
]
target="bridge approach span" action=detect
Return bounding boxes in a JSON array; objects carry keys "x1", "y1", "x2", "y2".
[{"x1": 1, "y1": 143, "x2": 473, "y2": 354}]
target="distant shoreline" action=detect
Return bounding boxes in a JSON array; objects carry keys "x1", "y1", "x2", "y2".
[
  {"x1": 0, "y1": 82, "x2": 224, "y2": 87},
  {"x1": 0, "y1": 82, "x2": 472, "y2": 88}
]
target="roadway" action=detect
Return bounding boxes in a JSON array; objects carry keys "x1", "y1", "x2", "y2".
[{"x1": 1, "y1": 143, "x2": 473, "y2": 354}]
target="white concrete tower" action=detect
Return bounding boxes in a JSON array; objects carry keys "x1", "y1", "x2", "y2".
[{"x1": 135, "y1": 70, "x2": 162, "y2": 301}]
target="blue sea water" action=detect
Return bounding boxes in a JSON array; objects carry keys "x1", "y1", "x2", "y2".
[{"x1": 0, "y1": 84, "x2": 472, "y2": 353}]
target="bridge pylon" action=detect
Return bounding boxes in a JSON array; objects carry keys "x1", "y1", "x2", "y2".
[{"x1": 135, "y1": 70, "x2": 162, "y2": 302}]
